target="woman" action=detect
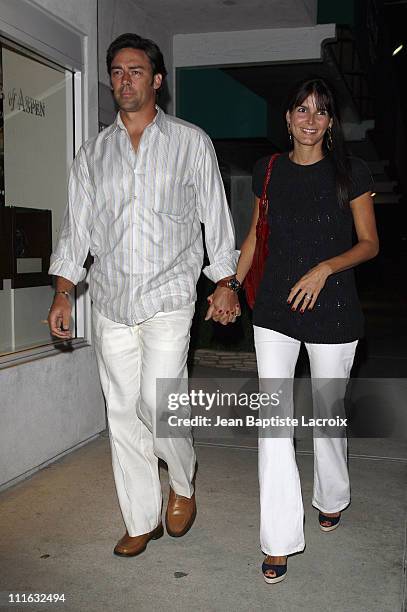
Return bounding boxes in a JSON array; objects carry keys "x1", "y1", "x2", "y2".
[{"x1": 235, "y1": 78, "x2": 379, "y2": 583}]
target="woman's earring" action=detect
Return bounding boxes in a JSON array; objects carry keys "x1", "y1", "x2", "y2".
[
  {"x1": 327, "y1": 126, "x2": 333, "y2": 151},
  {"x1": 287, "y1": 123, "x2": 293, "y2": 145}
]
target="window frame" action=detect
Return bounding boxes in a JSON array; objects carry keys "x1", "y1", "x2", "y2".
[{"x1": 0, "y1": 1, "x2": 92, "y2": 368}]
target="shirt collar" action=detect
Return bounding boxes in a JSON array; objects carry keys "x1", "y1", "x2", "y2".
[{"x1": 105, "y1": 105, "x2": 168, "y2": 140}]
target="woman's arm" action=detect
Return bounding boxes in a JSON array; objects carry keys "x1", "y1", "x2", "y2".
[
  {"x1": 322, "y1": 191, "x2": 379, "y2": 274},
  {"x1": 235, "y1": 196, "x2": 261, "y2": 282},
  {"x1": 204, "y1": 195, "x2": 260, "y2": 324},
  {"x1": 288, "y1": 191, "x2": 379, "y2": 311}
]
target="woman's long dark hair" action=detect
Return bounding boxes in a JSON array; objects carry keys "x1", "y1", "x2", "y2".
[{"x1": 286, "y1": 78, "x2": 351, "y2": 208}]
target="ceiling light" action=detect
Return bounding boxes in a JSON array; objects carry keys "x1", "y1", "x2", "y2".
[{"x1": 392, "y1": 44, "x2": 403, "y2": 56}]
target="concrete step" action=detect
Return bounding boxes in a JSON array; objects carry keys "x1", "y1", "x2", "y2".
[
  {"x1": 373, "y1": 180, "x2": 398, "y2": 192},
  {"x1": 367, "y1": 160, "x2": 390, "y2": 174},
  {"x1": 343, "y1": 120, "x2": 375, "y2": 140},
  {"x1": 372, "y1": 193, "x2": 401, "y2": 204},
  {"x1": 347, "y1": 140, "x2": 380, "y2": 160}
]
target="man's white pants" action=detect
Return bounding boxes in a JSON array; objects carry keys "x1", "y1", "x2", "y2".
[
  {"x1": 92, "y1": 303, "x2": 196, "y2": 537},
  {"x1": 254, "y1": 326, "x2": 358, "y2": 556}
]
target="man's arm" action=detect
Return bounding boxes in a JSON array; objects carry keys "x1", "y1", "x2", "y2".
[
  {"x1": 47, "y1": 147, "x2": 94, "y2": 338},
  {"x1": 194, "y1": 133, "x2": 240, "y2": 324}
]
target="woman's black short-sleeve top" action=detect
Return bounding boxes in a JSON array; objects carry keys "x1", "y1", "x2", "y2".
[{"x1": 251, "y1": 152, "x2": 373, "y2": 343}]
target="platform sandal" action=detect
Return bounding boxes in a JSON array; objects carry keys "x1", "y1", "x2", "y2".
[
  {"x1": 319, "y1": 511, "x2": 341, "y2": 532},
  {"x1": 262, "y1": 556, "x2": 287, "y2": 584}
]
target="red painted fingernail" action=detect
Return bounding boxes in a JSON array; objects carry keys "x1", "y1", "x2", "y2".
[
  {"x1": 225, "y1": 311, "x2": 229, "y2": 314},
  {"x1": 291, "y1": 306, "x2": 295, "y2": 311},
  {"x1": 300, "y1": 309, "x2": 304, "y2": 314},
  {"x1": 217, "y1": 309, "x2": 223, "y2": 313}
]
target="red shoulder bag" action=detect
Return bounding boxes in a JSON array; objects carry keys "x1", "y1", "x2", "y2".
[{"x1": 244, "y1": 153, "x2": 279, "y2": 309}]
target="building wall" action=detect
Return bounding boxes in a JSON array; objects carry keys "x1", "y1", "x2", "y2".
[
  {"x1": 173, "y1": 24, "x2": 336, "y2": 70},
  {"x1": 0, "y1": 0, "x2": 105, "y2": 490},
  {"x1": 0, "y1": 347, "x2": 104, "y2": 488},
  {"x1": 177, "y1": 68, "x2": 267, "y2": 139},
  {"x1": 317, "y1": 0, "x2": 355, "y2": 26},
  {"x1": 32, "y1": 0, "x2": 99, "y2": 126}
]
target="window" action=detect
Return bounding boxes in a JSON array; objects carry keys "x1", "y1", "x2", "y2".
[{"x1": 0, "y1": 39, "x2": 78, "y2": 357}]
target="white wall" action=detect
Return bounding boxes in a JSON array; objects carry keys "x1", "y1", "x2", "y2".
[
  {"x1": 0, "y1": 0, "x2": 105, "y2": 489},
  {"x1": 173, "y1": 24, "x2": 336, "y2": 68},
  {"x1": 0, "y1": 348, "x2": 104, "y2": 488},
  {"x1": 32, "y1": 0, "x2": 99, "y2": 131}
]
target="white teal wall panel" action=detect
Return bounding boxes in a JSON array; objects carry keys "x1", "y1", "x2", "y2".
[{"x1": 173, "y1": 24, "x2": 336, "y2": 68}]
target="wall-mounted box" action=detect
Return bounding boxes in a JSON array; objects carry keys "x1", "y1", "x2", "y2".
[{"x1": 0, "y1": 206, "x2": 52, "y2": 288}]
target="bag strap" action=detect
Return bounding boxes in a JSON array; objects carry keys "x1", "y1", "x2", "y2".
[{"x1": 260, "y1": 153, "x2": 280, "y2": 202}]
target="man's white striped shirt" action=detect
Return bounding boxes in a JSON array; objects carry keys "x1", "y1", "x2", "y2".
[{"x1": 49, "y1": 107, "x2": 239, "y2": 325}]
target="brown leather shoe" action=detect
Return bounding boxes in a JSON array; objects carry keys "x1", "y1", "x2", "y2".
[
  {"x1": 113, "y1": 523, "x2": 163, "y2": 557},
  {"x1": 165, "y1": 487, "x2": 196, "y2": 537}
]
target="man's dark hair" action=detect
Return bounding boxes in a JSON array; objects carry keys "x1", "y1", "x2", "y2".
[{"x1": 106, "y1": 33, "x2": 167, "y2": 86}]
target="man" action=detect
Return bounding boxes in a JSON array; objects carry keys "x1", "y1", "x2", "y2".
[{"x1": 48, "y1": 33, "x2": 241, "y2": 556}]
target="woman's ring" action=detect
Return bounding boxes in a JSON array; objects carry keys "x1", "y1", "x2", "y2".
[{"x1": 304, "y1": 294, "x2": 312, "y2": 301}]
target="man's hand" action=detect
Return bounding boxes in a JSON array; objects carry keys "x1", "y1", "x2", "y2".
[
  {"x1": 48, "y1": 294, "x2": 73, "y2": 339},
  {"x1": 204, "y1": 286, "x2": 241, "y2": 325}
]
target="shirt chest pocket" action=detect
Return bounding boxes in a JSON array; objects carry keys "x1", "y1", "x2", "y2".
[{"x1": 153, "y1": 172, "x2": 195, "y2": 216}]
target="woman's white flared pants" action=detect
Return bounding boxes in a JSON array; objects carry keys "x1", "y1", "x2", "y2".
[{"x1": 254, "y1": 326, "x2": 358, "y2": 556}]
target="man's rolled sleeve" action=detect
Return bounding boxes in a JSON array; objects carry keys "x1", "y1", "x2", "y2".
[
  {"x1": 48, "y1": 147, "x2": 94, "y2": 285},
  {"x1": 194, "y1": 133, "x2": 239, "y2": 283},
  {"x1": 203, "y1": 251, "x2": 239, "y2": 283},
  {"x1": 48, "y1": 254, "x2": 87, "y2": 285}
]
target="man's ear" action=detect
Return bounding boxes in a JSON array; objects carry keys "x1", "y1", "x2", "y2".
[{"x1": 153, "y1": 73, "x2": 163, "y2": 91}]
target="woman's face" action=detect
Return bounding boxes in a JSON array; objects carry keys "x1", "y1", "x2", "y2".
[{"x1": 286, "y1": 94, "x2": 333, "y2": 149}]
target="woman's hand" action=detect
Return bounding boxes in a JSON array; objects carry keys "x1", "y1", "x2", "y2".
[
  {"x1": 287, "y1": 263, "x2": 331, "y2": 312},
  {"x1": 205, "y1": 288, "x2": 241, "y2": 325}
]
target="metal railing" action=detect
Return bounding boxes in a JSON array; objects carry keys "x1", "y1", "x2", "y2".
[{"x1": 324, "y1": 25, "x2": 375, "y2": 120}]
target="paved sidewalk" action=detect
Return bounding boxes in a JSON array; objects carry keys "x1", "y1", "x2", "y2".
[{"x1": 0, "y1": 428, "x2": 405, "y2": 612}]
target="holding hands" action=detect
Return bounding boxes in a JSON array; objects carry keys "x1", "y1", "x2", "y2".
[
  {"x1": 205, "y1": 285, "x2": 241, "y2": 326},
  {"x1": 204, "y1": 262, "x2": 332, "y2": 324},
  {"x1": 287, "y1": 262, "x2": 331, "y2": 312}
]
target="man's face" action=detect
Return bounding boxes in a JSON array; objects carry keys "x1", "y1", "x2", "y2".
[{"x1": 110, "y1": 47, "x2": 162, "y2": 113}]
